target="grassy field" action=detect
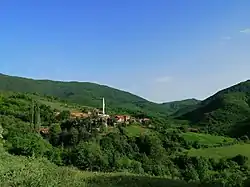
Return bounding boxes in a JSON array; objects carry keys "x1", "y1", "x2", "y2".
[
  {"x1": 31, "y1": 94, "x2": 92, "y2": 112},
  {"x1": 124, "y1": 125, "x2": 153, "y2": 137},
  {"x1": 0, "y1": 149, "x2": 199, "y2": 187},
  {"x1": 188, "y1": 143, "x2": 250, "y2": 164},
  {"x1": 37, "y1": 98, "x2": 90, "y2": 112},
  {"x1": 182, "y1": 132, "x2": 235, "y2": 146},
  {"x1": 38, "y1": 99, "x2": 76, "y2": 111}
]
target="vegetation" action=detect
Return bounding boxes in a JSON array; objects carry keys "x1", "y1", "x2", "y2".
[
  {"x1": 3, "y1": 74, "x2": 250, "y2": 186},
  {"x1": 162, "y1": 98, "x2": 200, "y2": 117},
  {"x1": 182, "y1": 132, "x2": 235, "y2": 148},
  {"x1": 124, "y1": 125, "x2": 153, "y2": 137},
  {"x1": 0, "y1": 73, "x2": 199, "y2": 119},
  {"x1": 178, "y1": 80, "x2": 250, "y2": 137},
  {"x1": 0, "y1": 149, "x2": 210, "y2": 187},
  {"x1": 188, "y1": 143, "x2": 250, "y2": 165}
]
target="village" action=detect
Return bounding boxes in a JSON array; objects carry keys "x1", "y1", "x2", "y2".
[
  {"x1": 40, "y1": 98, "x2": 150, "y2": 135},
  {"x1": 67, "y1": 98, "x2": 150, "y2": 124}
]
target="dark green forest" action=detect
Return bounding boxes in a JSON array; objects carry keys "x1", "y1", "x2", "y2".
[{"x1": 2, "y1": 74, "x2": 250, "y2": 186}]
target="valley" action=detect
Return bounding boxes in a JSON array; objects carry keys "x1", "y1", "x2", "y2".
[{"x1": 1, "y1": 74, "x2": 250, "y2": 186}]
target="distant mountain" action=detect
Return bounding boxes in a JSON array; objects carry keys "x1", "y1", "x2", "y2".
[
  {"x1": 161, "y1": 99, "x2": 201, "y2": 116},
  {"x1": 178, "y1": 80, "x2": 250, "y2": 136},
  {"x1": 0, "y1": 73, "x2": 190, "y2": 118}
]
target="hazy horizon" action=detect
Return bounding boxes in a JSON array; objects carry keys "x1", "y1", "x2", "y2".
[{"x1": 1, "y1": 1, "x2": 250, "y2": 102}]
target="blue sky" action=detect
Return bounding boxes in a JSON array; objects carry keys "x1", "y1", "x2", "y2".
[{"x1": 1, "y1": 0, "x2": 250, "y2": 102}]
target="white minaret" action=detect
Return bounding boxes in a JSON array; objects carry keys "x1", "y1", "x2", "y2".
[
  {"x1": 102, "y1": 97, "x2": 108, "y2": 128},
  {"x1": 102, "y1": 97, "x2": 105, "y2": 115}
]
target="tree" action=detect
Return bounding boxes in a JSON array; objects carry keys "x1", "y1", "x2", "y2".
[
  {"x1": 46, "y1": 147, "x2": 63, "y2": 166},
  {"x1": 182, "y1": 165, "x2": 199, "y2": 182},
  {"x1": 0, "y1": 124, "x2": 3, "y2": 145},
  {"x1": 39, "y1": 104, "x2": 56, "y2": 125},
  {"x1": 30, "y1": 100, "x2": 35, "y2": 126},
  {"x1": 194, "y1": 157, "x2": 210, "y2": 182},
  {"x1": 73, "y1": 141, "x2": 108, "y2": 171},
  {"x1": 0, "y1": 124, "x2": 3, "y2": 138},
  {"x1": 231, "y1": 154, "x2": 248, "y2": 166},
  {"x1": 56, "y1": 110, "x2": 70, "y2": 121},
  {"x1": 30, "y1": 101, "x2": 41, "y2": 131},
  {"x1": 8, "y1": 133, "x2": 52, "y2": 157},
  {"x1": 49, "y1": 123, "x2": 61, "y2": 146},
  {"x1": 69, "y1": 127, "x2": 79, "y2": 146},
  {"x1": 34, "y1": 104, "x2": 41, "y2": 131}
]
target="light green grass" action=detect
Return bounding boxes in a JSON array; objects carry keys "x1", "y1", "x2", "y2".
[
  {"x1": 38, "y1": 99, "x2": 77, "y2": 111},
  {"x1": 188, "y1": 143, "x2": 250, "y2": 164},
  {"x1": 125, "y1": 125, "x2": 153, "y2": 137},
  {"x1": 182, "y1": 132, "x2": 235, "y2": 146},
  {"x1": 38, "y1": 99, "x2": 92, "y2": 112},
  {"x1": 31, "y1": 95, "x2": 91, "y2": 112}
]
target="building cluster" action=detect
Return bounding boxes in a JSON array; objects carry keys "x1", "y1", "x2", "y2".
[
  {"x1": 40, "y1": 97, "x2": 150, "y2": 135},
  {"x1": 86, "y1": 98, "x2": 149, "y2": 124},
  {"x1": 60, "y1": 98, "x2": 150, "y2": 125},
  {"x1": 114, "y1": 115, "x2": 150, "y2": 124}
]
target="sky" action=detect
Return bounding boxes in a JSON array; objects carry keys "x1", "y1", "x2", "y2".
[{"x1": 1, "y1": 0, "x2": 250, "y2": 103}]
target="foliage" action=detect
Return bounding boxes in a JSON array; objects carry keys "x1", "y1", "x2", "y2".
[
  {"x1": 0, "y1": 73, "x2": 200, "y2": 118},
  {"x1": 124, "y1": 125, "x2": 153, "y2": 137},
  {"x1": 182, "y1": 132, "x2": 235, "y2": 148},
  {"x1": 0, "y1": 149, "x2": 226, "y2": 187},
  {"x1": 188, "y1": 143, "x2": 250, "y2": 166},
  {"x1": 178, "y1": 80, "x2": 250, "y2": 137},
  {"x1": 0, "y1": 124, "x2": 3, "y2": 146},
  {"x1": 2, "y1": 77, "x2": 250, "y2": 186},
  {"x1": 162, "y1": 98, "x2": 200, "y2": 117}
]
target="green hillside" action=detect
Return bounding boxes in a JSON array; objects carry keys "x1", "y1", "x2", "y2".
[
  {"x1": 162, "y1": 99, "x2": 200, "y2": 116},
  {"x1": 202, "y1": 80, "x2": 250, "y2": 105},
  {"x1": 0, "y1": 73, "x2": 180, "y2": 118},
  {"x1": 178, "y1": 80, "x2": 250, "y2": 137}
]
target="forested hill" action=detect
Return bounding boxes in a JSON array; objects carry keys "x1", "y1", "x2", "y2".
[
  {"x1": 178, "y1": 80, "x2": 250, "y2": 136},
  {"x1": 162, "y1": 99, "x2": 201, "y2": 117},
  {"x1": 0, "y1": 73, "x2": 155, "y2": 115},
  {"x1": 0, "y1": 73, "x2": 197, "y2": 118},
  {"x1": 202, "y1": 80, "x2": 250, "y2": 105}
]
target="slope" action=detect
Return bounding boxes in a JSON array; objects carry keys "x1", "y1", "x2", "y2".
[
  {"x1": 0, "y1": 91, "x2": 85, "y2": 128},
  {"x1": 188, "y1": 143, "x2": 250, "y2": 166},
  {"x1": 0, "y1": 148, "x2": 198, "y2": 187},
  {"x1": 1, "y1": 87, "x2": 249, "y2": 186},
  {"x1": 0, "y1": 73, "x2": 171, "y2": 117},
  {"x1": 162, "y1": 99, "x2": 201, "y2": 117},
  {"x1": 178, "y1": 80, "x2": 250, "y2": 136}
]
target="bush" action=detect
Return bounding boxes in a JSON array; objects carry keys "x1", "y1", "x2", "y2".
[
  {"x1": 7, "y1": 133, "x2": 52, "y2": 158},
  {"x1": 231, "y1": 154, "x2": 248, "y2": 166}
]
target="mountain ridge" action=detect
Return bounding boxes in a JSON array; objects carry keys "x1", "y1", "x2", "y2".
[
  {"x1": 178, "y1": 79, "x2": 250, "y2": 136},
  {"x1": 0, "y1": 73, "x2": 199, "y2": 118}
]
